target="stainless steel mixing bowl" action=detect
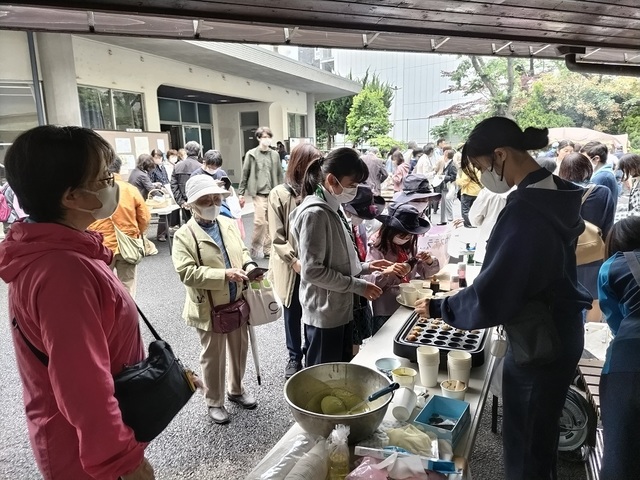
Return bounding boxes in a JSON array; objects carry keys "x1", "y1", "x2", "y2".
[{"x1": 283, "y1": 362, "x2": 393, "y2": 443}]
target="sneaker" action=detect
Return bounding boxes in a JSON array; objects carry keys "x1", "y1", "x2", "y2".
[
  {"x1": 227, "y1": 392, "x2": 257, "y2": 409},
  {"x1": 157, "y1": 235, "x2": 167, "y2": 242},
  {"x1": 250, "y1": 249, "x2": 263, "y2": 260},
  {"x1": 208, "y1": 406, "x2": 230, "y2": 424},
  {"x1": 285, "y1": 360, "x2": 302, "y2": 379}
]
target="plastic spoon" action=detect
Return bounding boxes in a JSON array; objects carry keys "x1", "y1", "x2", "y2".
[{"x1": 346, "y1": 382, "x2": 400, "y2": 414}]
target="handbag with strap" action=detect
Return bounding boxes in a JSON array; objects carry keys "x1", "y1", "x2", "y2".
[
  {"x1": 113, "y1": 224, "x2": 145, "y2": 265},
  {"x1": 576, "y1": 185, "x2": 605, "y2": 265},
  {"x1": 12, "y1": 305, "x2": 195, "y2": 442},
  {"x1": 504, "y1": 290, "x2": 561, "y2": 367},
  {"x1": 244, "y1": 279, "x2": 282, "y2": 326},
  {"x1": 187, "y1": 225, "x2": 249, "y2": 334}
]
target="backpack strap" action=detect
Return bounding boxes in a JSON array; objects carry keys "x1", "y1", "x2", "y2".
[
  {"x1": 581, "y1": 185, "x2": 596, "y2": 205},
  {"x1": 624, "y1": 252, "x2": 640, "y2": 287}
]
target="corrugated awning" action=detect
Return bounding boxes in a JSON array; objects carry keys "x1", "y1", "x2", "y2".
[{"x1": 2, "y1": 1, "x2": 640, "y2": 73}]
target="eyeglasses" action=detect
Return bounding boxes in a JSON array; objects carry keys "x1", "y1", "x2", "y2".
[{"x1": 93, "y1": 174, "x2": 115, "y2": 187}]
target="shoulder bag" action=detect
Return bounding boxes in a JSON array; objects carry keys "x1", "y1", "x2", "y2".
[
  {"x1": 13, "y1": 305, "x2": 195, "y2": 442},
  {"x1": 576, "y1": 185, "x2": 605, "y2": 265},
  {"x1": 113, "y1": 224, "x2": 145, "y2": 265},
  {"x1": 187, "y1": 225, "x2": 249, "y2": 334}
]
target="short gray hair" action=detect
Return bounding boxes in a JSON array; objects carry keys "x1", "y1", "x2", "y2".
[
  {"x1": 185, "y1": 141, "x2": 201, "y2": 157},
  {"x1": 203, "y1": 149, "x2": 223, "y2": 168},
  {"x1": 367, "y1": 147, "x2": 380, "y2": 155}
]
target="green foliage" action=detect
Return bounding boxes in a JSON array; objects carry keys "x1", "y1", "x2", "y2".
[
  {"x1": 369, "y1": 136, "x2": 405, "y2": 157},
  {"x1": 620, "y1": 110, "x2": 640, "y2": 151},
  {"x1": 346, "y1": 88, "x2": 393, "y2": 146},
  {"x1": 315, "y1": 95, "x2": 353, "y2": 149},
  {"x1": 360, "y1": 69, "x2": 395, "y2": 110},
  {"x1": 514, "y1": 83, "x2": 574, "y2": 130}
]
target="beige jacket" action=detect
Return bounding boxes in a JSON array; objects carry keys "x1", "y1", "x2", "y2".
[
  {"x1": 172, "y1": 217, "x2": 252, "y2": 331},
  {"x1": 267, "y1": 184, "x2": 298, "y2": 307}
]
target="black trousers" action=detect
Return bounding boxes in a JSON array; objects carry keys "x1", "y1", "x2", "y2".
[
  {"x1": 460, "y1": 194, "x2": 477, "y2": 227},
  {"x1": 304, "y1": 322, "x2": 353, "y2": 367},
  {"x1": 284, "y1": 275, "x2": 304, "y2": 363},
  {"x1": 502, "y1": 314, "x2": 583, "y2": 480}
]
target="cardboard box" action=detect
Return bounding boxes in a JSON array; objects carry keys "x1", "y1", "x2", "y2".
[{"x1": 413, "y1": 395, "x2": 470, "y2": 448}]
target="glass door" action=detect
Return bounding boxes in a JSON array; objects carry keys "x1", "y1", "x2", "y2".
[{"x1": 183, "y1": 125, "x2": 201, "y2": 145}]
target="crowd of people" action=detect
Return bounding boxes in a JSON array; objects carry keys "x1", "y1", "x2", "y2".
[{"x1": 1, "y1": 119, "x2": 639, "y2": 479}]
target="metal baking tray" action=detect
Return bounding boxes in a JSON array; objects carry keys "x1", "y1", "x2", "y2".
[{"x1": 393, "y1": 312, "x2": 488, "y2": 367}]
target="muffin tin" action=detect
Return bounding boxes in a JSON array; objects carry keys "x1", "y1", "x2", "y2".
[{"x1": 393, "y1": 312, "x2": 488, "y2": 366}]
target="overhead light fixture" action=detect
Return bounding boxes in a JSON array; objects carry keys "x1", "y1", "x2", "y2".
[
  {"x1": 219, "y1": 99, "x2": 229, "y2": 103},
  {"x1": 186, "y1": 94, "x2": 197, "y2": 98}
]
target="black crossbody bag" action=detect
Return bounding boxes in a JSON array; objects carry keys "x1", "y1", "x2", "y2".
[{"x1": 12, "y1": 304, "x2": 195, "y2": 442}]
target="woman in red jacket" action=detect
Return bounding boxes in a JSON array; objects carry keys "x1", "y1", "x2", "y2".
[{"x1": 0, "y1": 126, "x2": 153, "y2": 480}]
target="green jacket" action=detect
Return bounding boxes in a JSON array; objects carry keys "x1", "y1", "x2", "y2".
[
  {"x1": 238, "y1": 147, "x2": 283, "y2": 197},
  {"x1": 172, "y1": 217, "x2": 253, "y2": 331}
]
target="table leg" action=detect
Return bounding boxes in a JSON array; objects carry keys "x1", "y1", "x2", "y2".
[{"x1": 164, "y1": 214, "x2": 173, "y2": 254}]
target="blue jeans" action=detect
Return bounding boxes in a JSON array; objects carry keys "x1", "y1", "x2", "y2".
[{"x1": 284, "y1": 274, "x2": 304, "y2": 363}]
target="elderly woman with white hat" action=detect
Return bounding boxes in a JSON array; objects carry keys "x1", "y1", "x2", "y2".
[{"x1": 172, "y1": 175, "x2": 257, "y2": 425}]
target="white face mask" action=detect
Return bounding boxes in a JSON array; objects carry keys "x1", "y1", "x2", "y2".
[
  {"x1": 350, "y1": 216, "x2": 364, "y2": 226},
  {"x1": 196, "y1": 204, "x2": 220, "y2": 221},
  {"x1": 77, "y1": 183, "x2": 120, "y2": 220},
  {"x1": 204, "y1": 166, "x2": 218, "y2": 175},
  {"x1": 329, "y1": 176, "x2": 358, "y2": 203},
  {"x1": 260, "y1": 137, "x2": 272, "y2": 148},
  {"x1": 481, "y1": 161, "x2": 511, "y2": 194},
  {"x1": 169, "y1": 155, "x2": 178, "y2": 164},
  {"x1": 393, "y1": 235, "x2": 411, "y2": 245}
]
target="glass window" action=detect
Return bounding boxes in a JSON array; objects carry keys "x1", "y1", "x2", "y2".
[
  {"x1": 79, "y1": 86, "x2": 113, "y2": 129},
  {"x1": 180, "y1": 101, "x2": 197, "y2": 123},
  {"x1": 288, "y1": 113, "x2": 307, "y2": 138},
  {"x1": 200, "y1": 127, "x2": 213, "y2": 152},
  {"x1": 113, "y1": 90, "x2": 144, "y2": 130},
  {"x1": 197, "y1": 103, "x2": 211, "y2": 124},
  {"x1": 240, "y1": 111, "x2": 259, "y2": 127},
  {"x1": 158, "y1": 98, "x2": 180, "y2": 122}
]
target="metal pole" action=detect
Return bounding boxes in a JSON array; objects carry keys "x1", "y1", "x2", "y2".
[{"x1": 26, "y1": 32, "x2": 45, "y2": 125}]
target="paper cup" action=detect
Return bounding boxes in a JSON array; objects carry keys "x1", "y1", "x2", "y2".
[
  {"x1": 417, "y1": 346, "x2": 440, "y2": 387},
  {"x1": 447, "y1": 351, "x2": 472, "y2": 384},
  {"x1": 417, "y1": 288, "x2": 434, "y2": 300},
  {"x1": 410, "y1": 279, "x2": 426, "y2": 290},
  {"x1": 390, "y1": 387, "x2": 418, "y2": 421},
  {"x1": 441, "y1": 379, "x2": 467, "y2": 400},
  {"x1": 392, "y1": 367, "x2": 418, "y2": 389},
  {"x1": 399, "y1": 285, "x2": 418, "y2": 305}
]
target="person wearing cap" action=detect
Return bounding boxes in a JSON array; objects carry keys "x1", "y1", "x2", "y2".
[
  {"x1": 267, "y1": 143, "x2": 322, "y2": 378},
  {"x1": 344, "y1": 185, "x2": 387, "y2": 352},
  {"x1": 172, "y1": 175, "x2": 258, "y2": 425},
  {"x1": 392, "y1": 174, "x2": 441, "y2": 217},
  {"x1": 365, "y1": 204, "x2": 440, "y2": 334}
]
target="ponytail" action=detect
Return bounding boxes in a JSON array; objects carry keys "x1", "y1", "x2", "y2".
[
  {"x1": 301, "y1": 156, "x2": 324, "y2": 198},
  {"x1": 300, "y1": 147, "x2": 368, "y2": 198}
]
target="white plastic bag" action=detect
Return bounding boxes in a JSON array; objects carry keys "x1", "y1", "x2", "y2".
[
  {"x1": 226, "y1": 188, "x2": 243, "y2": 219},
  {"x1": 244, "y1": 279, "x2": 283, "y2": 326}
]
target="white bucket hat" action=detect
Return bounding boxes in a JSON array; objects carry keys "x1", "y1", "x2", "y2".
[{"x1": 185, "y1": 175, "x2": 230, "y2": 204}]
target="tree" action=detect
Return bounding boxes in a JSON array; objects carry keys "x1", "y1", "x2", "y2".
[
  {"x1": 346, "y1": 88, "x2": 393, "y2": 147},
  {"x1": 315, "y1": 95, "x2": 353, "y2": 149}
]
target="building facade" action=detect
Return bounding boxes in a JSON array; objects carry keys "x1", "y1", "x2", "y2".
[{"x1": 0, "y1": 31, "x2": 359, "y2": 181}]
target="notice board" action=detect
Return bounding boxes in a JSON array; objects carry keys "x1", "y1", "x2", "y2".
[{"x1": 95, "y1": 130, "x2": 170, "y2": 174}]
